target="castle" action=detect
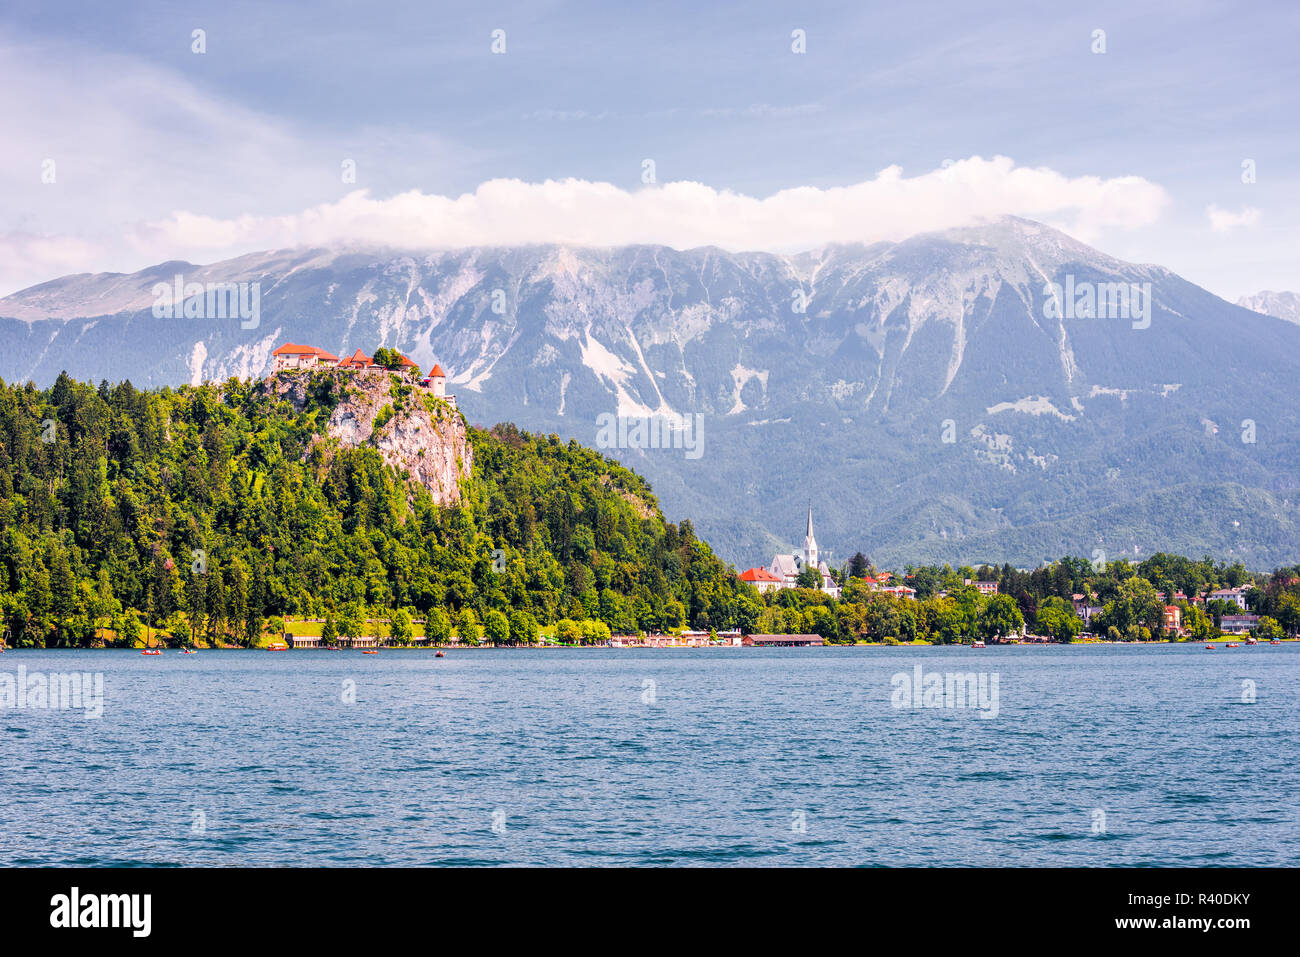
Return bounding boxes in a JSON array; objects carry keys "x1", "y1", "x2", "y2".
[{"x1": 271, "y1": 343, "x2": 456, "y2": 407}]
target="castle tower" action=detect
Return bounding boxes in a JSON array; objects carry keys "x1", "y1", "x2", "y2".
[{"x1": 428, "y1": 362, "x2": 446, "y2": 397}]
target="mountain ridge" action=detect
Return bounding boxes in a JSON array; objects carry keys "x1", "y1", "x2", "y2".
[{"x1": 3, "y1": 217, "x2": 1297, "y2": 568}]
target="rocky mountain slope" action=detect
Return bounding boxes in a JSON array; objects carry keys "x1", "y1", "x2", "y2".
[
  {"x1": 3, "y1": 217, "x2": 1298, "y2": 568},
  {"x1": 261, "y1": 369, "x2": 470, "y2": 506}
]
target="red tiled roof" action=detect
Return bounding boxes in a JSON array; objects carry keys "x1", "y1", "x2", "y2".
[
  {"x1": 336, "y1": 348, "x2": 373, "y2": 369},
  {"x1": 739, "y1": 567, "x2": 782, "y2": 583},
  {"x1": 429, "y1": 363, "x2": 446, "y2": 377},
  {"x1": 272, "y1": 343, "x2": 339, "y2": 360}
]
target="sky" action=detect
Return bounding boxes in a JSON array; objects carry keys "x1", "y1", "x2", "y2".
[{"x1": 2, "y1": 0, "x2": 1297, "y2": 300}]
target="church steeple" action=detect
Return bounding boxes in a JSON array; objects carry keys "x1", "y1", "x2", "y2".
[{"x1": 803, "y1": 503, "x2": 818, "y2": 567}]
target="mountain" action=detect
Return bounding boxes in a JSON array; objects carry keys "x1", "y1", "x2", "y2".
[
  {"x1": 1238, "y1": 290, "x2": 1300, "y2": 326},
  {"x1": 4, "y1": 217, "x2": 1299, "y2": 568}
]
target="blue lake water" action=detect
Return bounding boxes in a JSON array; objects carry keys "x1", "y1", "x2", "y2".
[{"x1": 1, "y1": 644, "x2": 1296, "y2": 866}]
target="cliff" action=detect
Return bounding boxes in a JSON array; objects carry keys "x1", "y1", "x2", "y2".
[{"x1": 263, "y1": 369, "x2": 471, "y2": 506}]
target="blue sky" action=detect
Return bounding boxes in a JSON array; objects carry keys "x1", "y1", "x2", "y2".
[{"x1": 2, "y1": 0, "x2": 1297, "y2": 299}]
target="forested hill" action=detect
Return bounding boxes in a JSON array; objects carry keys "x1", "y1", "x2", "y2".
[{"x1": 0, "y1": 371, "x2": 750, "y2": 647}]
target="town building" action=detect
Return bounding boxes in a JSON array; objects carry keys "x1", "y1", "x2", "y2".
[
  {"x1": 1209, "y1": 586, "x2": 1250, "y2": 610},
  {"x1": 966, "y1": 579, "x2": 999, "y2": 595},
  {"x1": 1071, "y1": 594, "x2": 1104, "y2": 626},
  {"x1": 1163, "y1": 605, "x2": 1184, "y2": 636},
  {"x1": 739, "y1": 567, "x2": 784, "y2": 594}
]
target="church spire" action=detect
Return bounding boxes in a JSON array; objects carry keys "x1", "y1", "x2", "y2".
[{"x1": 803, "y1": 503, "x2": 818, "y2": 568}]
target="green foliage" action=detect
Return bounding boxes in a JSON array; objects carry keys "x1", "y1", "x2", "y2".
[
  {"x1": 456, "y1": 608, "x2": 481, "y2": 644},
  {"x1": 795, "y1": 565, "x2": 821, "y2": 589},
  {"x1": 0, "y1": 374, "x2": 748, "y2": 646},
  {"x1": 425, "y1": 608, "x2": 451, "y2": 643},
  {"x1": 389, "y1": 608, "x2": 412, "y2": 644},
  {"x1": 484, "y1": 609, "x2": 510, "y2": 644},
  {"x1": 1035, "y1": 596, "x2": 1082, "y2": 643},
  {"x1": 508, "y1": 609, "x2": 539, "y2": 645}
]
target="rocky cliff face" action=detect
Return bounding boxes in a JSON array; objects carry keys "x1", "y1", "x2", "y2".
[{"x1": 263, "y1": 369, "x2": 471, "y2": 506}]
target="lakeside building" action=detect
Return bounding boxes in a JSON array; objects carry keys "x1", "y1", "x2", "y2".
[
  {"x1": 1220, "y1": 613, "x2": 1261, "y2": 635},
  {"x1": 1163, "y1": 605, "x2": 1184, "y2": 637},
  {"x1": 743, "y1": 634, "x2": 825, "y2": 647},
  {"x1": 966, "y1": 579, "x2": 999, "y2": 595}
]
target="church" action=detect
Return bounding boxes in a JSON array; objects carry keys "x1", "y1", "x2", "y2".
[{"x1": 766, "y1": 507, "x2": 842, "y2": 598}]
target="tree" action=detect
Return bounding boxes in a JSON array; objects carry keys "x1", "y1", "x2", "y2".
[
  {"x1": 457, "y1": 609, "x2": 482, "y2": 645},
  {"x1": 978, "y1": 594, "x2": 1024, "y2": 642},
  {"x1": 509, "y1": 610, "x2": 539, "y2": 645},
  {"x1": 425, "y1": 609, "x2": 451, "y2": 644},
  {"x1": 120, "y1": 612, "x2": 142, "y2": 647},
  {"x1": 795, "y1": 565, "x2": 822, "y2": 590},
  {"x1": 389, "y1": 608, "x2": 412, "y2": 645},
  {"x1": 1253, "y1": 616, "x2": 1284, "y2": 640},
  {"x1": 555, "y1": 618, "x2": 583, "y2": 644},
  {"x1": 580, "y1": 619, "x2": 611, "y2": 644},
  {"x1": 848, "y1": 552, "x2": 870, "y2": 579},
  {"x1": 321, "y1": 613, "x2": 338, "y2": 646},
  {"x1": 338, "y1": 602, "x2": 365, "y2": 640},
  {"x1": 1035, "y1": 596, "x2": 1082, "y2": 643},
  {"x1": 484, "y1": 610, "x2": 510, "y2": 645}
]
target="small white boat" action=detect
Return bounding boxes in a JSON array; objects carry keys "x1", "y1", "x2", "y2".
[{"x1": 972, "y1": 639, "x2": 986, "y2": 648}]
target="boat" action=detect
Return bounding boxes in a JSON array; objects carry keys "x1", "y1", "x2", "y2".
[
  {"x1": 1204, "y1": 644, "x2": 1216, "y2": 649},
  {"x1": 1271, "y1": 639, "x2": 1282, "y2": 645},
  {"x1": 267, "y1": 642, "x2": 289, "y2": 651},
  {"x1": 179, "y1": 648, "x2": 197, "y2": 655},
  {"x1": 1225, "y1": 642, "x2": 1240, "y2": 648},
  {"x1": 972, "y1": 639, "x2": 986, "y2": 648},
  {"x1": 1244, "y1": 635, "x2": 1258, "y2": 645},
  {"x1": 141, "y1": 649, "x2": 162, "y2": 656},
  {"x1": 362, "y1": 649, "x2": 379, "y2": 655},
  {"x1": 434, "y1": 651, "x2": 445, "y2": 658}
]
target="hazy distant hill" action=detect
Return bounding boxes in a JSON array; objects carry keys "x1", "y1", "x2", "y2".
[{"x1": 4, "y1": 217, "x2": 1299, "y2": 568}]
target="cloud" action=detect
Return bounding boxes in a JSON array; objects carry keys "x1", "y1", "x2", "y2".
[
  {"x1": 1206, "y1": 204, "x2": 1262, "y2": 232},
  {"x1": 134, "y1": 156, "x2": 1170, "y2": 258}
]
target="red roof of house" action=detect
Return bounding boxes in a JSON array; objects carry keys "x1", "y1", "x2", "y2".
[
  {"x1": 429, "y1": 363, "x2": 446, "y2": 377},
  {"x1": 273, "y1": 342, "x2": 338, "y2": 360},
  {"x1": 336, "y1": 348, "x2": 373, "y2": 369},
  {"x1": 739, "y1": 567, "x2": 782, "y2": 583}
]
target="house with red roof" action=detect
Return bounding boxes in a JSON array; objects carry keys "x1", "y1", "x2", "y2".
[
  {"x1": 739, "y1": 567, "x2": 783, "y2": 594},
  {"x1": 271, "y1": 343, "x2": 339, "y2": 371}
]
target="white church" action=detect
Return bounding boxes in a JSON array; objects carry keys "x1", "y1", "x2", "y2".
[{"x1": 767, "y1": 507, "x2": 842, "y2": 598}]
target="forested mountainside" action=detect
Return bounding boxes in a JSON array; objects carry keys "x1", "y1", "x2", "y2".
[{"x1": 0, "y1": 370, "x2": 749, "y2": 647}]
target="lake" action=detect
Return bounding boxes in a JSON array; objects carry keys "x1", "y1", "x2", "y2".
[{"x1": 2, "y1": 644, "x2": 1296, "y2": 866}]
